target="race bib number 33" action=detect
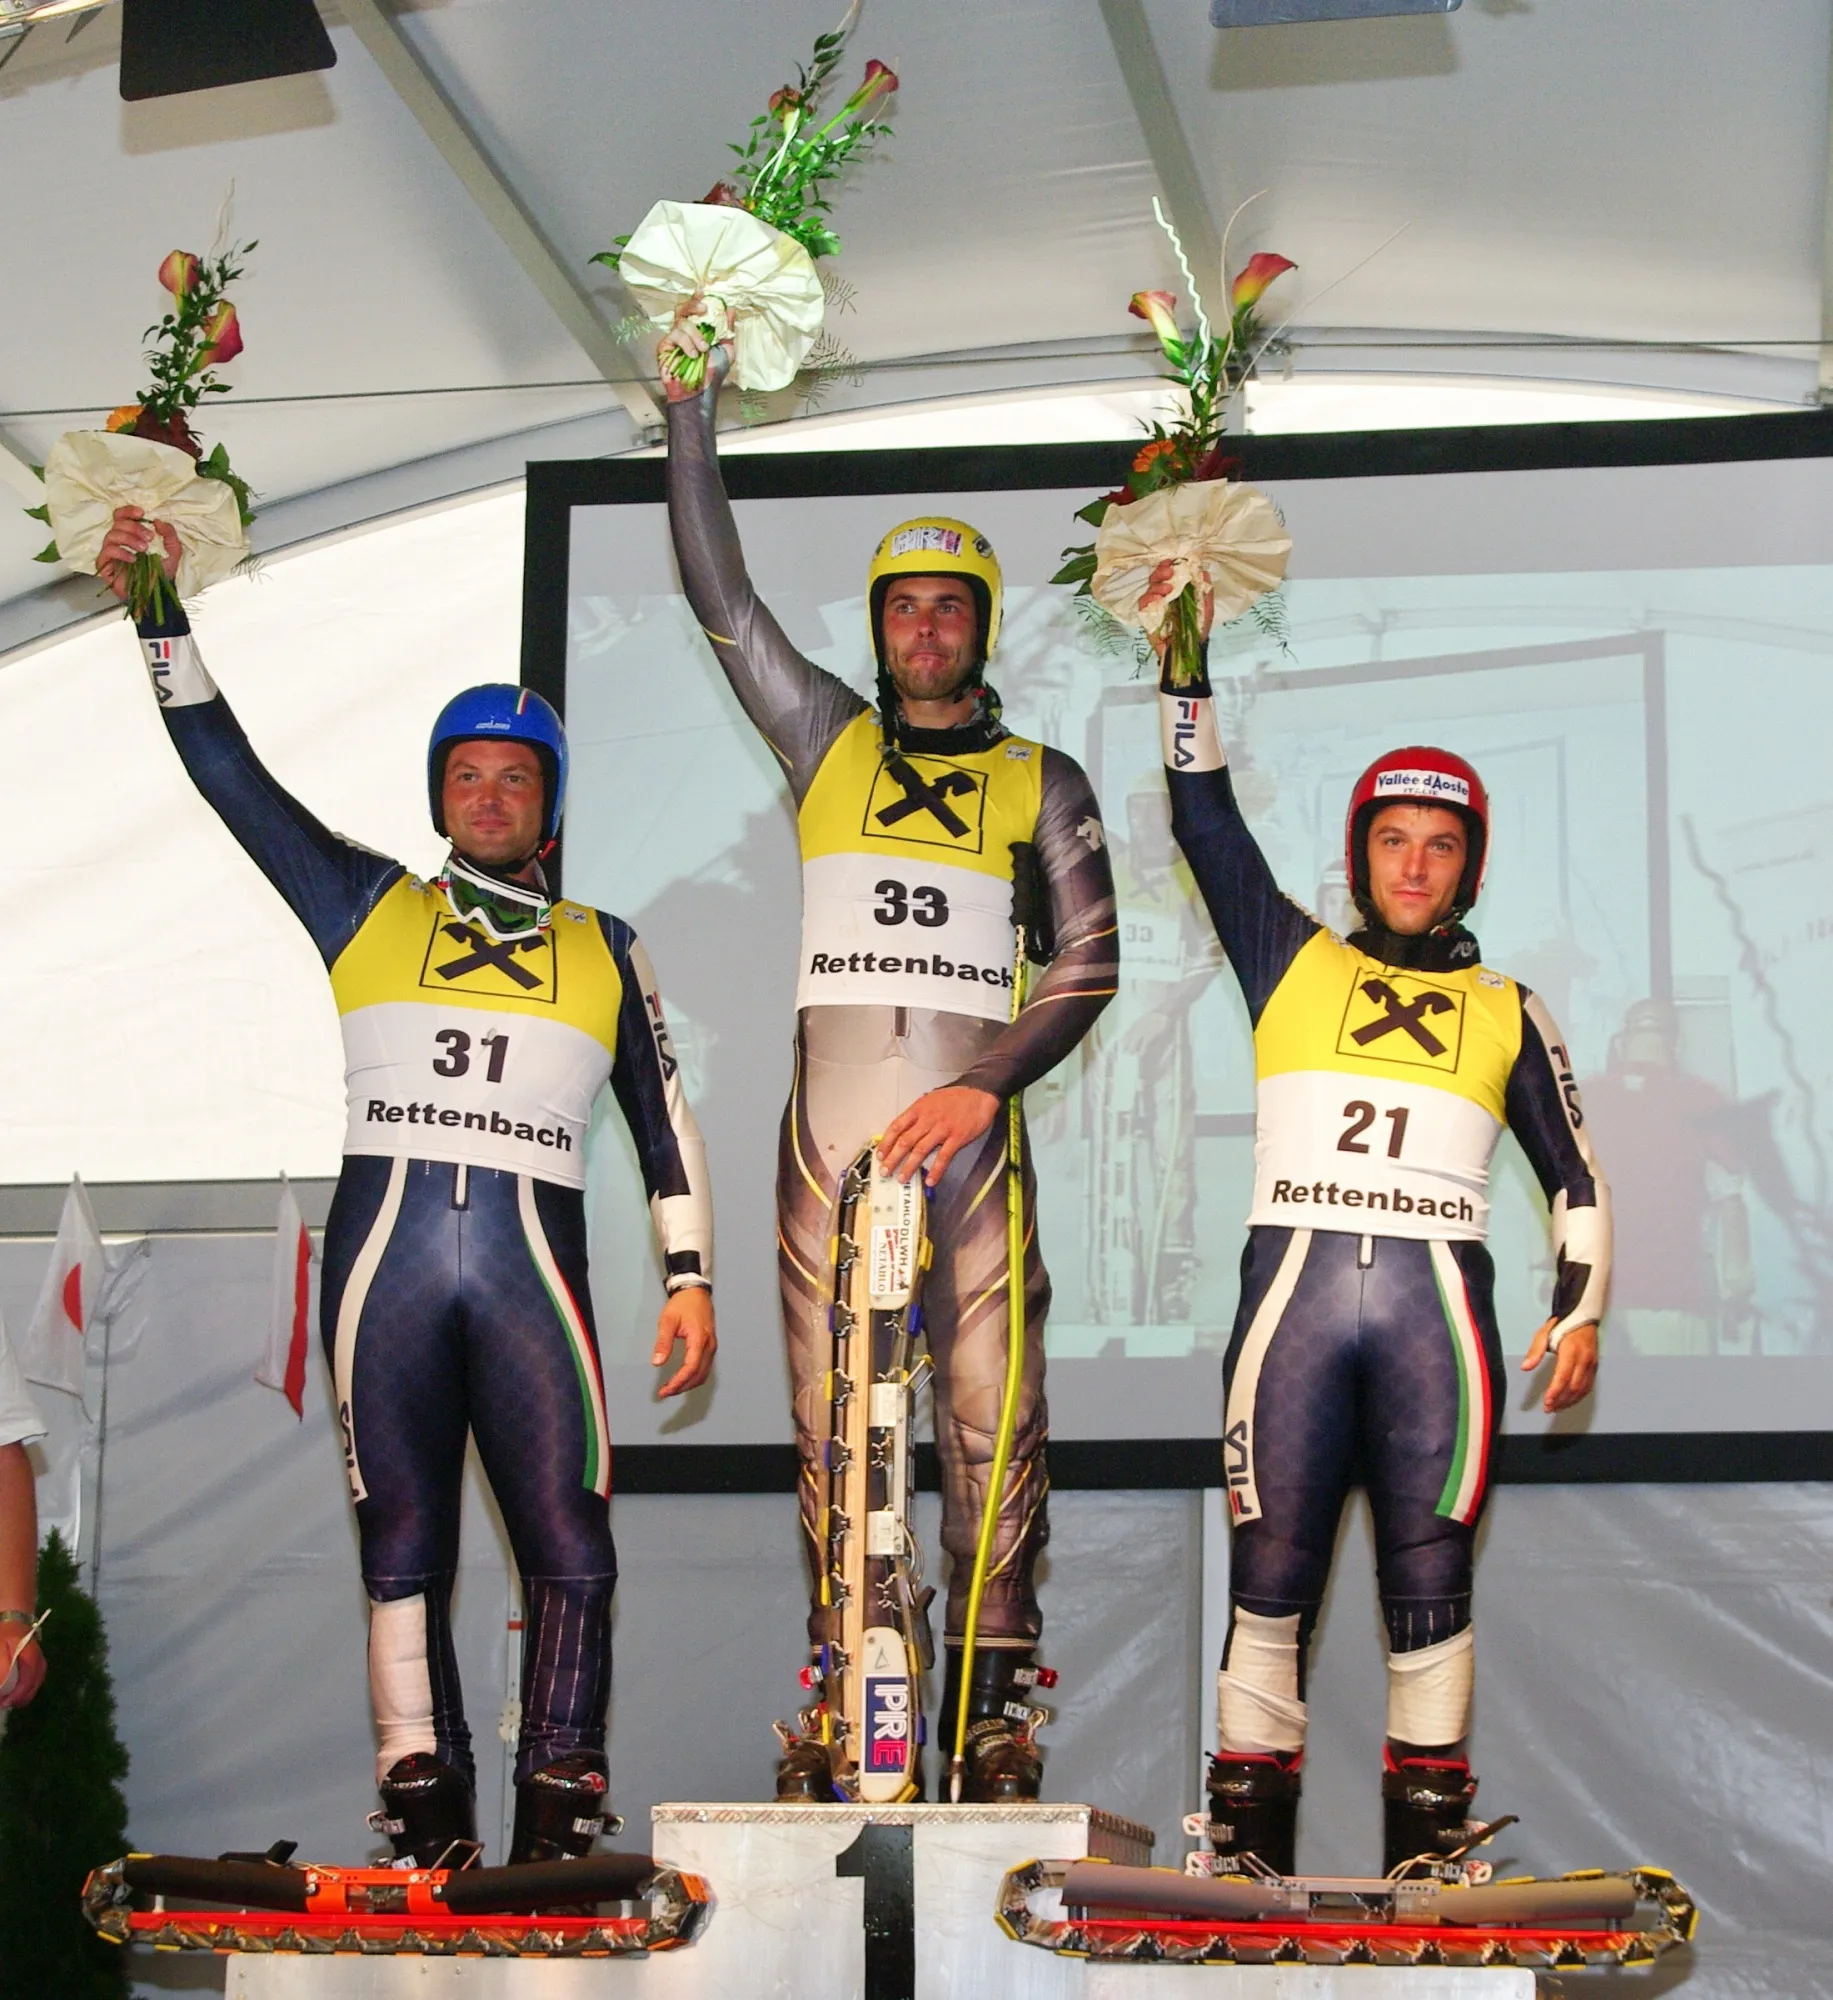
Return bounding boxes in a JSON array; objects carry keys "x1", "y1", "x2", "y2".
[{"x1": 797, "y1": 853, "x2": 1017, "y2": 1023}]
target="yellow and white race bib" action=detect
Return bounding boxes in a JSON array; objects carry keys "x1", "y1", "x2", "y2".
[
  {"x1": 794, "y1": 712, "x2": 1044, "y2": 1024},
  {"x1": 1247, "y1": 933, "x2": 1525, "y2": 1243},
  {"x1": 329, "y1": 880, "x2": 622, "y2": 1187}
]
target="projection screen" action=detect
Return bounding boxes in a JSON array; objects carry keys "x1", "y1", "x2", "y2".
[{"x1": 524, "y1": 413, "x2": 1833, "y2": 1467}]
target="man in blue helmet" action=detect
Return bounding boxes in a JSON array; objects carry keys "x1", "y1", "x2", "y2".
[{"x1": 98, "y1": 506, "x2": 716, "y2": 1869}]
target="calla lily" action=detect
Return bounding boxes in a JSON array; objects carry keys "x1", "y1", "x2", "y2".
[
  {"x1": 1230, "y1": 252, "x2": 1295, "y2": 313},
  {"x1": 845, "y1": 58, "x2": 898, "y2": 112},
  {"x1": 200, "y1": 301, "x2": 243, "y2": 366},
  {"x1": 105, "y1": 404, "x2": 143, "y2": 434},
  {"x1": 768, "y1": 85, "x2": 802, "y2": 117},
  {"x1": 700, "y1": 180, "x2": 745, "y2": 208},
  {"x1": 1128, "y1": 289, "x2": 1183, "y2": 362},
  {"x1": 158, "y1": 250, "x2": 199, "y2": 300}
]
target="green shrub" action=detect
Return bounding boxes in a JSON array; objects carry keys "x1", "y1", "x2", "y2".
[{"x1": 0, "y1": 1531, "x2": 130, "y2": 1997}]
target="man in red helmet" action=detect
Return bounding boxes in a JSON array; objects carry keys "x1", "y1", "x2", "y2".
[{"x1": 1155, "y1": 580, "x2": 1608, "y2": 1876}]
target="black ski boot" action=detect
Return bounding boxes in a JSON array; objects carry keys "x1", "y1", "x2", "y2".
[
  {"x1": 773, "y1": 1717, "x2": 835, "y2": 1801},
  {"x1": 509, "y1": 1752, "x2": 614, "y2": 1866},
  {"x1": 1206, "y1": 1752, "x2": 1300, "y2": 1876},
  {"x1": 369, "y1": 1752, "x2": 480, "y2": 1869},
  {"x1": 1382, "y1": 1747, "x2": 1479, "y2": 1875},
  {"x1": 941, "y1": 1648, "x2": 1048, "y2": 1803}
]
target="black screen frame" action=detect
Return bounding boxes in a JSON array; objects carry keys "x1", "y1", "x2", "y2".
[{"x1": 523, "y1": 405, "x2": 1833, "y2": 1489}]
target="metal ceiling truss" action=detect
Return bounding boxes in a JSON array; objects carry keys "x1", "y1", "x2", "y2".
[
  {"x1": 1097, "y1": 0, "x2": 1222, "y2": 303},
  {"x1": 337, "y1": 0, "x2": 661, "y2": 432}
]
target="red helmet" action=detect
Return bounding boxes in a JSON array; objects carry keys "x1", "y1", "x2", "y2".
[{"x1": 1345, "y1": 746, "x2": 1489, "y2": 920}]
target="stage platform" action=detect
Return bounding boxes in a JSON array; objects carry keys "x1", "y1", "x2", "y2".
[
  {"x1": 226, "y1": 1965, "x2": 1535, "y2": 1998},
  {"x1": 215, "y1": 1800, "x2": 1530, "y2": 1997}
]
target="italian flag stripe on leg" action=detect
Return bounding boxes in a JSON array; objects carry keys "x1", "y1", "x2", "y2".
[
  {"x1": 517, "y1": 1176, "x2": 612, "y2": 1499},
  {"x1": 1430, "y1": 1240, "x2": 1491, "y2": 1525}
]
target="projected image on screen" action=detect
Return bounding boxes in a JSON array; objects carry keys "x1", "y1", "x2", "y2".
[{"x1": 552, "y1": 453, "x2": 1833, "y2": 1443}]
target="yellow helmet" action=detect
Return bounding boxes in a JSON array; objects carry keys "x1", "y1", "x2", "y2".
[{"x1": 865, "y1": 517, "x2": 1003, "y2": 666}]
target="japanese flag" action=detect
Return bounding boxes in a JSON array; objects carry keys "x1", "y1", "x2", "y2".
[
  {"x1": 20, "y1": 1177, "x2": 105, "y2": 1400},
  {"x1": 258, "y1": 1176, "x2": 315, "y2": 1419}
]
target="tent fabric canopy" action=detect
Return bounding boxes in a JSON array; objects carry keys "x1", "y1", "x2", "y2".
[{"x1": 0, "y1": 0, "x2": 1821, "y2": 624}]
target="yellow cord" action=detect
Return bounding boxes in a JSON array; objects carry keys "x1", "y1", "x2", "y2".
[{"x1": 950, "y1": 931, "x2": 1030, "y2": 1800}]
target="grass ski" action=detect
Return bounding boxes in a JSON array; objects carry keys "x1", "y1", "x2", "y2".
[
  {"x1": 813, "y1": 1144, "x2": 931, "y2": 1802},
  {"x1": 82, "y1": 1848, "x2": 709, "y2": 1955}
]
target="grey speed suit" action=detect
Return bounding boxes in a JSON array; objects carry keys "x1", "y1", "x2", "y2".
[{"x1": 666, "y1": 387, "x2": 1118, "y2": 1650}]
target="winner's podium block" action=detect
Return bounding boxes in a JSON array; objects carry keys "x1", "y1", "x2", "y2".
[{"x1": 646, "y1": 1800, "x2": 1152, "y2": 1998}]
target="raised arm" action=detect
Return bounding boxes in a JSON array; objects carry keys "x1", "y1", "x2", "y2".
[
  {"x1": 663, "y1": 349, "x2": 867, "y2": 802},
  {"x1": 1159, "y1": 649, "x2": 1319, "y2": 1020},
  {"x1": 106, "y1": 510, "x2": 400, "y2": 967},
  {"x1": 953, "y1": 747, "x2": 1118, "y2": 1100}
]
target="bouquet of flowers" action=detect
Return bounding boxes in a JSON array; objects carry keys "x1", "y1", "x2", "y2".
[
  {"x1": 30, "y1": 241, "x2": 256, "y2": 622},
  {"x1": 1053, "y1": 223, "x2": 1296, "y2": 685},
  {"x1": 595, "y1": 9, "x2": 896, "y2": 394}
]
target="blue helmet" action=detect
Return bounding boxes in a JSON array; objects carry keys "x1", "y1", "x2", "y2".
[{"x1": 428, "y1": 684, "x2": 568, "y2": 847}]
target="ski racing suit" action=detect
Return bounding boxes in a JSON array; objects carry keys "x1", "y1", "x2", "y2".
[
  {"x1": 1159, "y1": 667, "x2": 1609, "y2": 1769},
  {"x1": 666, "y1": 388, "x2": 1117, "y2": 1658},
  {"x1": 135, "y1": 606, "x2": 713, "y2": 1788}
]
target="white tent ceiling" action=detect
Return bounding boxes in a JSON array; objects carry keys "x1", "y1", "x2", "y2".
[{"x1": 0, "y1": 0, "x2": 1826, "y2": 645}]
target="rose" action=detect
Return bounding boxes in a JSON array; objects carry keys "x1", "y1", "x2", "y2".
[
  {"x1": 1128, "y1": 289, "x2": 1182, "y2": 361},
  {"x1": 158, "y1": 250, "x2": 199, "y2": 300},
  {"x1": 1230, "y1": 252, "x2": 1295, "y2": 313},
  {"x1": 199, "y1": 301, "x2": 243, "y2": 365}
]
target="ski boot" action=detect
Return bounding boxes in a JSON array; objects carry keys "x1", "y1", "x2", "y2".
[
  {"x1": 773, "y1": 1713, "x2": 836, "y2": 1802},
  {"x1": 1206, "y1": 1751, "x2": 1300, "y2": 1876},
  {"x1": 369, "y1": 1752, "x2": 480, "y2": 1869},
  {"x1": 942, "y1": 1648, "x2": 1051, "y2": 1803},
  {"x1": 1382, "y1": 1746, "x2": 1480, "y2": 1875},
  {"x1": 508, "y1": 1752, "x2": 617, "y2": 1866}
]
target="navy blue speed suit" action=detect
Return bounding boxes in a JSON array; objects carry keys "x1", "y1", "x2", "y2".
[
  {"x1": 138, "y1": 607, "x2": 713, "y2": 1787},
  {"x1": 1158, "y1": 670, "x2": 1609, "y2": 1758}
]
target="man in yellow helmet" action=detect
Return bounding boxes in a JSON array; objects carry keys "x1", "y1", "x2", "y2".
[{"x1": 663, "y1": 325, "x2": 1117, "y2": 1801}]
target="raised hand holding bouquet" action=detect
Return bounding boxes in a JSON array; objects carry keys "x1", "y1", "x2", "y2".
[
  {"x1": 1055, "y1": 227, "x2": 1297, "y2": 685},
  {"x1": 30, "y1": 240, "x2": 256, "y2": 622},
  {"x1": 598, "y1": 7, "x2": 895, "y2": 393}
]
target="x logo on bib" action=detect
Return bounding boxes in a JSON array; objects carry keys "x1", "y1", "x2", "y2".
[
  {"x1": 864, "y1": 755, "x2": 989, "y2": 853},
  {"x1": 1336, "y1": 972, "x2": 1465, "y2": 1072},
  {"x1": 419, "y1": 920, "x2": 557, "y2": 1003}
]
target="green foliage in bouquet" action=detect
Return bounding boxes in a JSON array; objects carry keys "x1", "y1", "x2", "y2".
[
  {"x1": 1052, "y1": 207, "x2": 1297, "y2": 675},
  {"x1": 592, "y1": 23, "x2": 896, "y2": 277},
  {"x1": 0, "y1": 1533, "x2": 130, "y2": 1998}
]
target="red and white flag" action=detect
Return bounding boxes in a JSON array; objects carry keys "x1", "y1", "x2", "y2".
[
  {"x1": 258, "y1": 1175, "x2": 315, "y2": 1419},
  {"x1": 19, "y1": 1176, "x2": 105, "y2": 1400}
]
